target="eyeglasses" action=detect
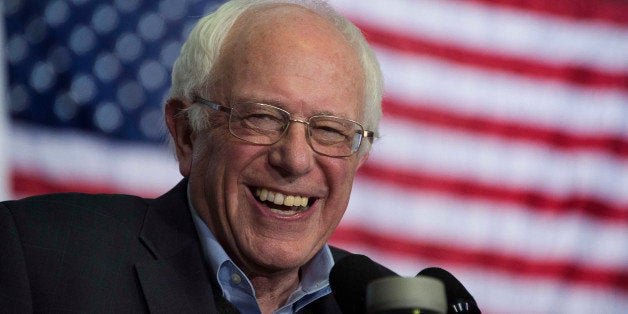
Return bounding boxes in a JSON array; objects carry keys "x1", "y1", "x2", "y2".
[{"x1": 194, "y1": 96, "x2": 374, "y2": 157}]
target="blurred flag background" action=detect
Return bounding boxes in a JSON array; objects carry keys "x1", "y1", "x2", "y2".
[{"x1": 2, "y1": 0, "x2": 627, "y2": 312}]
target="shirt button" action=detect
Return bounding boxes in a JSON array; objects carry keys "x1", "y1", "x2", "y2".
[{"x1": 231, "y1": 273, "x2": 242, "y2": 284}]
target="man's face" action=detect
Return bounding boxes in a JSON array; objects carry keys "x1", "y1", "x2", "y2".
[{"x1": 176, "y1": 7, "x2": 367, "y2": 274}]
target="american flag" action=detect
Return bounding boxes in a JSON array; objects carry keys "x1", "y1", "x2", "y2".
[{"x1": 2, "y1": 0, "x2": 627, "y2": 312}]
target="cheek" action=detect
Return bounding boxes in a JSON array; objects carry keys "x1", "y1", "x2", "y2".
[
  {"x1": 324, "y1": 158, "x2": 361, "y2": 204},
  {"x1": 192, "y1": 139, "x2": 227, "y2": 179},
  {"x1": 188, "y1": 133, "x2": 237, "y2": 207},
  {"x1": 189, "y1": 137, "x2": 261, "y2": 235},
  {"x1": 215, "y1": 144, "x2": 269, "y2": 205},
  {"x1": 192, "y1": 130, "x2": 257, "y2": 178},
  {"x1": 187, "y1": 139, "x2": 226, "y2": 209}
]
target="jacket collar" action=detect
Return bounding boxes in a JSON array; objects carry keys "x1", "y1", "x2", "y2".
[{"x1": 135, "y1": 179, "x2": 219, "y2": 313}]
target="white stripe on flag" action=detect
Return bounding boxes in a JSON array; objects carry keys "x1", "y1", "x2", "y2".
[
  {"x1": 330, "y1": 0, "x2": 628, "y2": 72},
  {"x1": 11, "y1": 123, "x2": 181, "y2": 198},
  {"x1": 378, "y1": 47, "x2": 628, "y2": 137},
  {"x1": 372, "y1": 118, "x2": 628, "y2": 205},
  {"x1": 345, "y1": 177, "x2": 628, "y2": 270}
]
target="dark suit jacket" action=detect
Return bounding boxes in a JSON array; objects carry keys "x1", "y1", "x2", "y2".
[{"x1": 0, "y1": 180, "x2": 347, "y2": 313}]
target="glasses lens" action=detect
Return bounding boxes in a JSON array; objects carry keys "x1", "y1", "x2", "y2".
[
  {"x1": 229, "y1": 103, "x2": 288, "y2": 144},
  {"x1": 309, "y1": 116, "x2": 362, "y2": 157}
]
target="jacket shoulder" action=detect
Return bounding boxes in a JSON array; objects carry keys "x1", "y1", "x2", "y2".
[
  {"x1": 4, "y1": 191, "x2": 147, "y2": 210},
  {"x1": 2, "y1": 192, "x2": 150, "y2": 239}
]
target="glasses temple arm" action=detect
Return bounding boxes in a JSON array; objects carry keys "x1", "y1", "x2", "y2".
[{"x1": 194, "y1": 96, "x2": 232, "y2": 114}]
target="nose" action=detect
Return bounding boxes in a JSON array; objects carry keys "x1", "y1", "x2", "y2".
[{"x1": 268, "y1": 120, "x2": 314, "y2": 177}]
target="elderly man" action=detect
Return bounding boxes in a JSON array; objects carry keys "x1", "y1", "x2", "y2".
[{"x1": 0, "y1": 0, "x2": 382, "y2": 313}]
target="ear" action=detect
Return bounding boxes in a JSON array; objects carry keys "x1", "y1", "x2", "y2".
[{"x1": 165, "y1": 98, "x2": 194, "y2": 177}]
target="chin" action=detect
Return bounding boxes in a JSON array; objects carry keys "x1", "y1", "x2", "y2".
[{"x1": 249, "y1": 240, "x2": 319, "y2": 271}]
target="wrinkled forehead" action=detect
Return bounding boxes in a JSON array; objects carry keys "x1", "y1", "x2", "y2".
[
  {"x1": 214, "y1": 5, "x2": 365, "y2": 112},
  {"x1": 237, "y1": 5, "x2": 344, "y2": 44}
]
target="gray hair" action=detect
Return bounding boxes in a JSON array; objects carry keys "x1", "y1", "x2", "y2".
[{"x1": 168, "y1": 0, "x2": 383, "y2": 152}]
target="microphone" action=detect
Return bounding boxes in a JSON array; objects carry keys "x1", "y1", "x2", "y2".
[
  {"x1": 366, "y1": 276, "x2": 447, "y2": 313},
  {"x1": 417, "y1": 267, "x2": 481, "y2": 314},
  {"x1": 329, "y1": 254, "x2": 399, "y2": 314},
  {"x1": 330, "y1": 255, "x2": 448, "y2": 314}
]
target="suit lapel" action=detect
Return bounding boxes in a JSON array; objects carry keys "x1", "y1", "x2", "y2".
[{"x1": 135, "y1": 180, "x2": 218, "y2": 313}]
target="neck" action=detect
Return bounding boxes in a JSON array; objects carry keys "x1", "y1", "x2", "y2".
[{"x1": 249, "y1": 269, "x2": 301, "y2": 314}]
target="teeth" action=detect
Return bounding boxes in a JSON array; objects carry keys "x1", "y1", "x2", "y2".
[
  {"x1": 284, "y1": 196, "x2": 294, "y2": 206},
  {"x1": 273, "y1": 193, "x2": 284, "y2": 205},
  {"x1": 259, "y1": 189, "x2": 268, "y2": 201},
  {"x1": 270, "y1": 207, "x2": 302, "y2": 215},
  {"x1": 300, "y1": 196, "x2": 308, "y2": 207},
  {"x1": 254, "y1": 188, "x2": 310, "y2": 208}
]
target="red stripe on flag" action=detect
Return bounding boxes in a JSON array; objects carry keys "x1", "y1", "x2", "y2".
[
  {"x1": 11, "y1": 170, "x2": 156, "y2": 198},
  {"x1": 331, "y1": 224, "x2": 628, "y2": 292},
  {"x1": 383, "y1": 97, "x2": 628, "y2": 160},
  {"x1": 357, "y1": 163, "x2": 628, "y2": 226},
  {"x1": 462, "y1": 0, "x2": 628, "y2": 26},
  {"x1": 357, "y1": 23, "x2": 628, "y2": 91}
]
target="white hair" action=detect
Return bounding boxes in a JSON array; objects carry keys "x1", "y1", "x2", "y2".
[{"x1": 168, "y1": 0, "x2": 383, "y2": 153}]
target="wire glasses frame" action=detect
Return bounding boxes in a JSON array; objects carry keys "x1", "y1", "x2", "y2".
[{"x1": 194, "y1": 96, "x2": 374, "y2": 157}]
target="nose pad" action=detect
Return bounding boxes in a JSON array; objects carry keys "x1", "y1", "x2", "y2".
[{"x1": 267, "y1": 121, "x2": 314, "y2": 176}]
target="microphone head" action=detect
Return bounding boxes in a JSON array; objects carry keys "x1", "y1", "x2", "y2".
[
  {"x1": 417, "y1": 267, "x2": 480, "y2": 314},
  {"x1": 330, "y1": 254, "x2": 399, "y2": 314},
  {"x1": 366, "y1": 276, "x2": 447, "y2": 314}
]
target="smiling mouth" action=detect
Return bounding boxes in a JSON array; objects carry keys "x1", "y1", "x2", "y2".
[{"x1": 252, "y1": 187, "x2": 314, "y2": 216}]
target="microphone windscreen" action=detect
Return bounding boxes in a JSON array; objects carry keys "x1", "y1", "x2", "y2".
[
  {"x1": 366, "y1": 276, "x2": 447, "y2": 314},
  {"x1": 417, "y1": 267, "x2": 480, "y2": 314},
  {"x1": 330, "y1": 254, "x2": 399, "y2": 314}
]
